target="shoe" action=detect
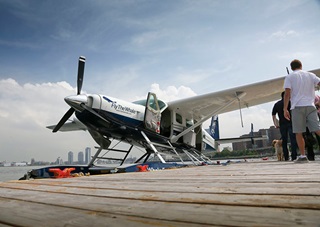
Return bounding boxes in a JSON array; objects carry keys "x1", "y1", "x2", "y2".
[{"x1": 294, "y1": 156, "x2": 309, "y2": 163}]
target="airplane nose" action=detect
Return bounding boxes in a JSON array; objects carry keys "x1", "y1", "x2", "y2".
[{"x1": 65, "y1": 94, "x2": 87, "y2": 111}]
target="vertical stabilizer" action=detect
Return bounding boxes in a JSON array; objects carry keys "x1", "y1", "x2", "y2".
[{"x1": 209, "y1": 115, "x2": 220, "y2": 140}]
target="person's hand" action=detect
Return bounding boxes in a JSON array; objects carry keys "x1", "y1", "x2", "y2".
[{"x1": 284, "y1": 109, "x2": 290, "y2": 121}]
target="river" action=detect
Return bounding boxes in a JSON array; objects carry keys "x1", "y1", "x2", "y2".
[{"x1": 0, "y1": 166, "x2": 35, "y2": 182}]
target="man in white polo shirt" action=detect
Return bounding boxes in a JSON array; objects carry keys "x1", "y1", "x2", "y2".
[{"x1": 283, "y1": 59, "x2": 320, "y2": 162}]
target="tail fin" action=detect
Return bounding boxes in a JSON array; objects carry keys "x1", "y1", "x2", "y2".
[{"x1": 209, "y1": 115, "x2": 220, "y2": 140}]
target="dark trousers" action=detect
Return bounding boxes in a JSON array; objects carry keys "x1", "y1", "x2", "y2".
[
  {"x1": 280, "y1": 123, "x2": 297, "y2": 160},
  {"x1": 304, "y1": 128, "x2": 316, "y2": 161}
]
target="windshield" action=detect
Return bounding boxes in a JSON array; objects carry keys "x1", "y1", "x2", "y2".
[{"x1": 133, "y1": 99, "x2": 167, "y2": 111}]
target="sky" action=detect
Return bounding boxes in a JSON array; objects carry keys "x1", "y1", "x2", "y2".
[{"x1": 1, "y1": 0, "x2": 320, "y2": 162}]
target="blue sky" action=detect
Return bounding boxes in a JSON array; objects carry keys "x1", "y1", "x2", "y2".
[{"x1": 1, "y1": 0, "x2": 320, "y2": 162}]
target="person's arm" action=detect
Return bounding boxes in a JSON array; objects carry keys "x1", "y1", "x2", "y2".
[
  {"x1": 283, "y1": 88, "x2": 291, "y2": 120},
  {"x1": 272, "y1": 115, "x2": 279, "y2": 128}
]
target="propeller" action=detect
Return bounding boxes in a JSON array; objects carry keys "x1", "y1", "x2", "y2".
[
  {"x1": 52, "y1": 56, "x2": 86, "y2": 133},
  {"x1": 52, "y1": 108, "x2": 75, "y2": 132},
  {"x1": 77, "y1": 56, "x2": 85, "y2": 95}
]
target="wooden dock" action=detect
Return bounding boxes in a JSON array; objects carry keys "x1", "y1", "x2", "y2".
[{"x1": 0, "y1": 159, "x2": 320, "y2": 226}]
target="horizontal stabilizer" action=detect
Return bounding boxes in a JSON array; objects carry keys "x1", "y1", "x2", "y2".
[
  {"x1": 47, "y1": 118, "x2": 87, "y2": 132},
  {"x1": 202, "y1": 129, "x2": 216, "y2": 149},
  {"x1": 215, "y1": 135, "x2": 268, "y2": 145}
]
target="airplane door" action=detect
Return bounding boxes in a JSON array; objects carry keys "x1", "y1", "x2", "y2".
[{"x1": 144, "y1": 92, "x2": 161, "y2": 133}]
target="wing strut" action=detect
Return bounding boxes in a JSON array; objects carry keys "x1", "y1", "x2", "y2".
[
  {"x1": 171, "y1": 91, "x2": 247, "y2": 143},
  {"x1": 235, "y1": 91, "x2": 244, "y2": 128}
]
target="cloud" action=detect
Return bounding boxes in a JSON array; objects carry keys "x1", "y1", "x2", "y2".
[
  {"x1": 278, "y1": 51, "x2": 313, "y2": 60},
  {"x1": 0, "y1": 79, "x2": 74, "y2": 125},
  {"x1": 150, "y1": 83, "x2": 196, "y2": 101},
  {"x1": 270, "y1": 30, "x2": 298, "y2": 39},
  {"x1": 134, "y1": 83, "x2": 197, "y2": 102},
  {"x1": 0, "y1": 39, "x2": 41, "y2": 49},
  {"x1": 0, "y1": 78, "x2": 92, "y2": 162},
  {"x1": 259, "y1": 30, "x2": 299, "y2": 43}
]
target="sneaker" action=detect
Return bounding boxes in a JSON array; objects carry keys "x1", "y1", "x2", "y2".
[{"x1": 294, "y1": 156, "x2": 309, "y2": 163}]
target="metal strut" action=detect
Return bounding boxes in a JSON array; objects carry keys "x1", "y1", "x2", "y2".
[
  {"x1": 235, "y1": 91, "x2": 244, "y2": 128},
  {"x1": 140, "y1": 131, "x2": 166, "y2": 163},
  {"x1": 88, "y1": 147, "x2": 103, "y2": 167},
  {"x1": 167, "y1": 140, "x2": 185, "y2": 164},
  {"x1": 88, "y1": 143, "x2": 134, "y2": 167},
  {"x1": 182, "y1": 149, "x2": 201, "y2": 165}
]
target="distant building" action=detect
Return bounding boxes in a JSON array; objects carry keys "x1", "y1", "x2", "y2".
[
  {"x1": 268, "y1": 126, "x2": 282, "y2": 143},
  {"x1": 85, "y1": 147, "x2": 91, "y2": 164},
  {"x1": 55, "y1": 157, "x2": 63, "y2": 165},
  {"x1": 68, "y1": 151, "x2": 74, "y2": 164},
  {"x1": 12, "y1": 162, "x2": 27, "y2": 166},
  {"x1": 0, "y1": 161, "x2": 11, "y2": 167},
  {"x1": 78, "y1": 151, "x2": 84, "y2": 164},
  {"x1": 232, "y1": 126, "x2": 281, "y2": 151}
]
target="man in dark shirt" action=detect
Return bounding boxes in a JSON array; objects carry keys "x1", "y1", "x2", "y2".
[{"x1": 272, "y1": 91, "x2": 297, "y2": 161}]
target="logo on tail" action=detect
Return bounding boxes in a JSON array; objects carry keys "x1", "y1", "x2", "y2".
[{"x1": 209, "y1": 115, "x2": 220, "y2": 140}]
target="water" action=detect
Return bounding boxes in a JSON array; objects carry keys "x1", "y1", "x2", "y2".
[
  {"x1": 0, "y1": 164, "x2": 122, "y2": 182},
  {"x1": 0, "y1": 166, "x2": 34, "y2": 182}
]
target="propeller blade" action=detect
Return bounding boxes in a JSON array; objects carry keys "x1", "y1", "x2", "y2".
[
  {"x1": 52, "y1": 108, "x2": 75, "y2": 132},
  {"x1": 77, "y1": 56, "x2": 86, "y2": 95}
]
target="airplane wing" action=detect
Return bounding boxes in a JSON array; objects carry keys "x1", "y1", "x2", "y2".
[
  {"x1": 47, "y1": 118, "x2": 87, "y2": 132},
  {"x1": 167, "y1": 69, "x2": 320, "y2": 122}
]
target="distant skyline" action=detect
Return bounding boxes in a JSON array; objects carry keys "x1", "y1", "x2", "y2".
[{"x1": 1, "y1": 0, "x2": 320, "y2": 161}]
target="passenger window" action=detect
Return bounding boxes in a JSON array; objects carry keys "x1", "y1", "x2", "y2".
[
  {"x1": 176, "y1": 113, "x2": 182, "y2": 124},
  {"x1": 186, "y1": 119, "x2": 193, "y2": 127}
]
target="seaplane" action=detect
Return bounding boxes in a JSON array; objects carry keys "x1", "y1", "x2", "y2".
[
  {"x1": 20, "y1": 56, "x2": 320, "y2": 179},
  {"x1": 48, "y1": 56, "x2": 320, "y2": 164}
]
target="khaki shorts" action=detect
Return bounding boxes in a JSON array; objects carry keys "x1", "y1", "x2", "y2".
[{"x1": 291, "y1": 106, "x2": 320, "y2": 133}]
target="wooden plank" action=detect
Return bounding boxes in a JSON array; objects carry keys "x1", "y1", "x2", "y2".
[
  {"x1": 0, "y1": 179, "x2": 320, "y2": 209},
  {"x1": 1, "y1": 182, "x2": 320, "y2": 209},
  {"x1": 0, "y1": 160, "x2": 320, "y2": 226},
  {"x1": 0, "y1": 198, "x2": 201, "y2": 227},
  {"x1": 1, "y1": 188, "x2": 320, "y2": 226},
  {"x1": 4, "y1": 180, "x2": 320, "y2": 196}
]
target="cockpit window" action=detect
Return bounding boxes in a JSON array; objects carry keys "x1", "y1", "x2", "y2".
[
  {"x1": 133, "y1": 99, "x2": 167, "y2": 111},
  {"x1": 158, "y1": 100, "x2": 167, "y2": 110},
  {"x1": 147, "y1": 94, "x2": 158, "y2": 110}
]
